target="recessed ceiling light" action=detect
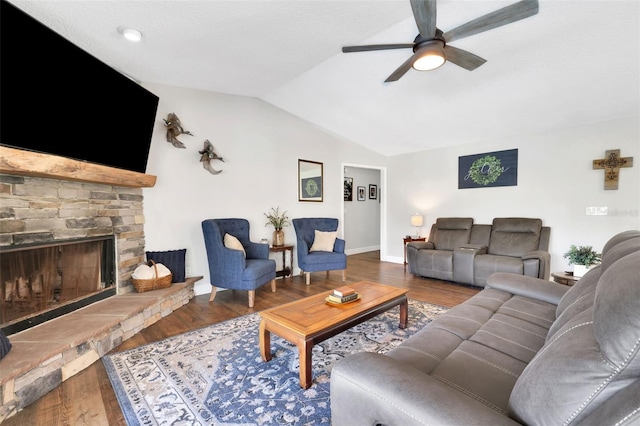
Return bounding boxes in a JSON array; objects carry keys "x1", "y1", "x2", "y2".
[{"x1": 121, "y1": 28, "x2": 142, "y2": 42}]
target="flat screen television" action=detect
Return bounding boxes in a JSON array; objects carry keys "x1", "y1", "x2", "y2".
[{"x1": 0, "y1": 1, "x2": 159, "y2": 174}]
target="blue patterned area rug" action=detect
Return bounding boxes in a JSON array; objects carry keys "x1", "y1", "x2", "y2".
[{"x1": 103, "y1": 299, "x2": 447, "y2": 425}]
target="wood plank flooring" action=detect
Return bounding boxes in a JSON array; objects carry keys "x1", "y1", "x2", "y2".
[{"x1": 3, "y1": 251, "x2": 479, "y2": 425}]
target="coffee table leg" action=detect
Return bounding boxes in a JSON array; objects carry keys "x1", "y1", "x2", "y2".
[
  {"x1": 298, "y1": 337, "x2": 313, "y2": 389},
  {"x1": 399, "y1": 298, "x2": 408, "y2": 329},
  {"x1": 259, "y1": 321, "x2": 272, "y2": 362}
]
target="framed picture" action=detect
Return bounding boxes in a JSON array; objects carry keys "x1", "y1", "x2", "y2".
[
  {"x1": 458, "y1": 149, "x2": 518, "y2": 189},
  {"x1": 357, "y1": 186, "x2": 366, "y2": 201},
  {"x1": 368, "y1": 184, "x2": 377, "y2": 200},
  {"x1": 344, "y1": 177, "x2": 353, "y2": 201},
  {"x1": 298, "y1": 159, "x2": 323, "y2": 202}
]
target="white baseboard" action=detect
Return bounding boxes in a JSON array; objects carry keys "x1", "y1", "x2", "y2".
[{"x1": 345, "y1": 245, "x2": 379, "y2": 255}]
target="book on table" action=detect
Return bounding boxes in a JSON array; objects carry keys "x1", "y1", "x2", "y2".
[
  {"x1": 333, "y1": 286, "x2": 356, "y2": 297},
  {"x1": 327, "y1": 292, "x2": 359, "y2": 304}
]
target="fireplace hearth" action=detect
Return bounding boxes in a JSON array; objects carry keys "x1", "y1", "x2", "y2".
[{"x1": 1, "y1": 236, "x2": 116, "y2": 335}]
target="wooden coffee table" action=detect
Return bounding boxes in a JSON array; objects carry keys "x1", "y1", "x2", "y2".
[{"x1": 259, "y1": 280, "x2": 409, "y2": 389}]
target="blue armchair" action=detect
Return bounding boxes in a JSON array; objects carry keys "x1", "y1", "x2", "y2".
[
  {"x1": 292, "y1": 218, "x2": 347, "y2": 285},
  {"x1": 202, "y1": 218, "x2": 276, "y2": 307}
]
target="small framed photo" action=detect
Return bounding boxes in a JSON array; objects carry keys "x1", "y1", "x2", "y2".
[
  {"x1": 368, "y1": 184, "x2": 377, "y2": 200},
  {"x1": 357, "y1": 186, "x2": 366, "y2": 201},
  {"x1": 344, "y1": 177, "x2": 353, "y2": 201}
]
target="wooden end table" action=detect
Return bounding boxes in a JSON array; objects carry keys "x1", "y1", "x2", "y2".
[
  {"x1": 551, "y1": 271, "x2": 579, "y2": 286},
  {"x1": 259, "y1": 281, "x2": 408, "y2": 389},
  {"x1": 404, "y1": 236, "x2": 426, "y2": 268},
  {"x1": 269, "y1": 244, "x2": 294, "y2": 280}
]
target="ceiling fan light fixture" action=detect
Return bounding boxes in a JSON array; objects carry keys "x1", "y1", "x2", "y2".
[{"x1": 412, "y1": 43, "x2": 445, "y2": 71}]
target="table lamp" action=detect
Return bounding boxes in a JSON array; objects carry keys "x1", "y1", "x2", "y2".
[{"x1": 410, "y1": 214, "x2": 424, "y2": 238}]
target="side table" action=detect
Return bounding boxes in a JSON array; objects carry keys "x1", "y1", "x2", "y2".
[
  {"x1": 551, "y1": 271, "x2": 579, "y2": 286},
  {"x1": 403, "y1": 237, "x2": 426, "y2": 268},
  {"x1": 269, "y1": 245, "x2": 294, "y2": 280}
]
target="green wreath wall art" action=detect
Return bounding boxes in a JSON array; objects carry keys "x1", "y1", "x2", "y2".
[
  {"x1": 467, "y1": 155, "x2": 503, "y2": 185},
  {"x1": 458, "y1": 149, "x2": 518, "y2": 189}
]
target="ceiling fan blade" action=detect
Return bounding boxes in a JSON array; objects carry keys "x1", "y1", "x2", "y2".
[
  {"x1": 385, "y1": 51, "x2": 421, "y2": 82},
  {"x1": 443, "y1": 45, "x2": 486, "y2": 71},
  {"x1": 342, "y1": 43, "x2": 414, "y2": 53},
  {"x1": 443, "y1": 0, "x2": 539, "y2": 43},
  {"x1": 410, "y1": 0, "x2": 437, "y2": 38}
]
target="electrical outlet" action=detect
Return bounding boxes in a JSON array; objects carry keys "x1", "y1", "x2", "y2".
[{"x1": 586, "y1": 207, "x2": 608, "y2": 215}]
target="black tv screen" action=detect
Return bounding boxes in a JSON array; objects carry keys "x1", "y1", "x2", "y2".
[{"x1": 0, "y1": 1, "x2": 159, "y2": 174}]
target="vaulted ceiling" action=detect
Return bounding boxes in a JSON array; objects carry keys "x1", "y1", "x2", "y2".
[{"x1": 10, "y1": 0, "x2": 639, "y2": 156}]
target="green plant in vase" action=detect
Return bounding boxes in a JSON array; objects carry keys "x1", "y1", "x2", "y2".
[
  {"x1": 264, "y1": 207, "x2": 289, "y2": 247},
  {"x1": 563, "y1": 245, "x2": 601, "y2": 278}
]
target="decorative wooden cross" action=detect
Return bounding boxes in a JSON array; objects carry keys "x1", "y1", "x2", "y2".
[{"x1": 592, "y1": 149, "x2": 634, "y2": 190}]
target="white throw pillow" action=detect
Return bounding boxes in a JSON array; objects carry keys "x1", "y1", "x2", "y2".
[
  {"x1": 310, "y1": 230, "x2": 337, "y2": 252},
  {"x1": 224, "y1": 233, "x2": 246, "y2": 257}
]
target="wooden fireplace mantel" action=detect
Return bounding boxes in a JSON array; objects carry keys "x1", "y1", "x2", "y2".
[{"x1": 0, "y1": 146, "x2": 157, "y2": 188}]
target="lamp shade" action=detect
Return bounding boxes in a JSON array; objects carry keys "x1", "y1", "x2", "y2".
[{"x1": 411, "y1": 214, "x2": 424, "y2": 227}]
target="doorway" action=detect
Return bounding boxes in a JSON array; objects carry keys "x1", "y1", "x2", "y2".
[{"x1": 341, "y1": 163, "x2": 386, "y2": 260}]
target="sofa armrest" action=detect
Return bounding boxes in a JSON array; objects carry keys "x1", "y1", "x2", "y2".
[
  {"x1": 334, "y1": 237, "x2": 345, "y2": 253},
  {"x1": 331, "y1": 352, "x2": 521, "y2": 426},
  {"x1": 521, "y1": 250, "x2": 550, "y2": 279},
  {"x1": 453, "y1": 245, "x2": 488, "y2": 285},
  {"x1": 486, "y1": 272, "x2": 568, "y2": 305},
  {"x1": 407, "y1": 241, "x2": 434, "y2": 250}
]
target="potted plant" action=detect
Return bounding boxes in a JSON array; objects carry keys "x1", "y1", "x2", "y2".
[
  {"x1": 264, "y1": 207, "x2": 289, "y2": 247},
  {"x1": 563, "y1": 245, "x2": 602, "y2": 278}
]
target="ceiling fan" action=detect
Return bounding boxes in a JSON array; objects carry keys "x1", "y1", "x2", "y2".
[{"x1": 342, "y1": 0, "x2": 539, "y2": 82}]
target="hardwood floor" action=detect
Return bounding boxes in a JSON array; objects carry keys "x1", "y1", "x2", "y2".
[{"x1": 3, "y1": 251, "x2": 479, "y2": 426}]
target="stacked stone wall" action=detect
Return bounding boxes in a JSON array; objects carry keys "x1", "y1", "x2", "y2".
[{"x1": 0, "y1": 175, "x2": 146, "y2": 293}]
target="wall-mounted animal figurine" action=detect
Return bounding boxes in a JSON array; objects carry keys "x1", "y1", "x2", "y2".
[
  {"x1": 199, "y1": 140, "x2": 224, "y2": 175},
  {"x1": 163, "y1": 112, "x2": 193, "y2": 148}
]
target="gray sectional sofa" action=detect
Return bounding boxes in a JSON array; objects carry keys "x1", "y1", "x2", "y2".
[
  {"x1": 331, "y1": 230, "x2": 640, "y2": 425},
  {"x1": 407, "y1": 217, "x2": 550, "y2": 287}
]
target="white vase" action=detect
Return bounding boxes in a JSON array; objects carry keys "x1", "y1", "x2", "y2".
[{"x1": 573, "y1": 264, "x2": 591, "y2": 278}]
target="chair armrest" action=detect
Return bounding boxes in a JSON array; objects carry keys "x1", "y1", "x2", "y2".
[
  {"x1": 245, "y1": 241, "x2": 268, "y2": 259},
  {"x1": 334, "y1": 238, "x2": 345, "y2": 253},
  {"x1": 331, "y1": 352, "x2": 521, "y2": 426},
  {"x1": 214, "y1": 248, "x2": 246, "y2": 279},
  {"x1": 486, "y1": 272, "x2": 568, "y2": 305},
  {"x1": 407, "y1": 241, "x2": 434, "y2": 250}
]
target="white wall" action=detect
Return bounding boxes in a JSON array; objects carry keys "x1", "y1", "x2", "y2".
[
  {"x1": 141, "y1": 83, "x2": 387, "y2": 295},
  {"x1": 141, "y1": 83, "x2": 638, "y2": 295},
  {"x1": 386, "y1": 116, "x2": 640, "y2": 273}
]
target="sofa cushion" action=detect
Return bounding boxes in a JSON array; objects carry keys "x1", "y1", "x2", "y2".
[
  {"x1": 432, "y1": 218, "x2": 474, "y2": 251},
  {"x1": 508, "y1": 251, "x2": 640, "y2": 425},
  {"x1": 488, "y1": 218, "x2": 541, "y2": 257}
]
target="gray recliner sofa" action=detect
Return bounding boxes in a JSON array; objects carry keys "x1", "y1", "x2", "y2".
[
  {"x1": 407, "y1": 217, "x2": 550, "y2": 287},
  {"x1": 331, "y1": 229, "x2": 640, "y2": 425}
]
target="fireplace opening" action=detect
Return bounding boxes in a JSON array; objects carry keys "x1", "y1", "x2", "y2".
[{"x1": 1, "y1": 235, "x2": 116, "y2": 335}]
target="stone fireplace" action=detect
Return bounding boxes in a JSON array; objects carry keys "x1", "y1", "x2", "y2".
[
  {"x1": 0, "y1": 147, "x2": 156, "y2": 332},
  {"x1": 0, "y1": 148, "x2": 199, "y2": 421},
  {"x1": 0, "y1": 173, "x2": 147, "y2": 324}
]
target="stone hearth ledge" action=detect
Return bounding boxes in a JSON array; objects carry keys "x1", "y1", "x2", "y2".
[{"x1": 0, "y1": 276, "x2": 202, "y2": 422}]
